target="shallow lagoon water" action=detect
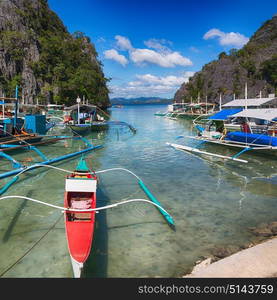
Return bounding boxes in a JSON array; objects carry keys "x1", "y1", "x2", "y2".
[{"x1": 0, "y1": 104, "x2": 277, "y2": 278}]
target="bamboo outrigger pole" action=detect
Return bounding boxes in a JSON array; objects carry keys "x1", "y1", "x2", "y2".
[
  {"x1": 166, "y1": 143, "x2": 248, "y2": 163},
  {"x1": 0, "y1": 144, "x2": 103, "y2": 180}
]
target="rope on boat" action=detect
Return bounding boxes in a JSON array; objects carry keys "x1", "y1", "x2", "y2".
[
  {"x1": 1, "y1": 165, "x2": 175, "y2": 227},
  {"x1": 10, "y1": 164, "x2": 142, "y2": 181},
  {"x1": 0, "y1": 196, "x2": 173, "y2": 218},
  {"x1": 95, "y1": 167, "x2": 141, "y2": 180}
]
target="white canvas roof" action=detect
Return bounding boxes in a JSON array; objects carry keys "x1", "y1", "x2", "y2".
[
  {"x1": 222, "y1": 97, "x2": 276, "y2": 108},
  {"x1": 231, "y1": 108, "x2": 277, "y2": 121}
]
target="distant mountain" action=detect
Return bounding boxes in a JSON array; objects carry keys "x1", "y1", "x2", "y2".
[
  {"x1": 174, "y1": 15, "x2": 277, "y2": 105},
  {"x1": 110, "y1": 97, "x2": 172, "y2": 105}
]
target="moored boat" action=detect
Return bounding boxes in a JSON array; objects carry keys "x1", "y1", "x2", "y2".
[
  {"x1": 63, "y1": 103, "x2": 109, "y2": 134},
  {"x1": 168, "y1": 107, "x2": 277, "y2": 163},
  {"x1": 64, "y1": 158, "x2": 97, "y2": 277},
  {"x1": 154, "y1": 111, "x2": 167, "y2": 116},
  {"x1": 68, "y1": 121, "x2": 109, "y2": 134}
]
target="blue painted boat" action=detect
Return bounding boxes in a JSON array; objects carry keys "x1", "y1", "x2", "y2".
[{"x1": 225, "y1": 131, "x2": 277, "y2": 146}]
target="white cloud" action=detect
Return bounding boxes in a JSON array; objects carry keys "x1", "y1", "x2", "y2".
[
  {"x1": 104, "y1": 49, "x2": 128, "y2": 66},
  {"x1": 104, "y1": 35, "x2": 192, "y2": 67},
  {"x1": 130, "y1": 48, "x2": 192, "y2": 67},
  {"x1": 110, "y1": 72, "x2": 195, "y2": 98},
  {"x1": 134, "y1": 73, "x2": 194, "y2": 86},
  {"x1": 203, "y1": 28, "x2": 249, "y2": 48},
  {"x1": 144, "y1": 38, "x2": 172, "y2": 53},
  {"x1": 110, "y1": 84, "x2": 175, "y2": 98},
  {"x1": 115, "y1": 35, "x2": 134, "y2": 51}
]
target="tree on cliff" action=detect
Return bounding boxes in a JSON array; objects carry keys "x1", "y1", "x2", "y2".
[
  {"x1": 174, "y1": 15, "x2": 277, "y2": 104},
  {"x1": 0, "y1": 0, "x2": 110, "y2": 108}
]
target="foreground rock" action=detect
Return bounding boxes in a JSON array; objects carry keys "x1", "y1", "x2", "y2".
[{"x1": 183, "y1": 237, "x2": 277, "y2": 278}]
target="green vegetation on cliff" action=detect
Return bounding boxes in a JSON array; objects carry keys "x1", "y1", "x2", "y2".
[
  {"x1": 0, "y1": 0, "x2": 110, "y2": 108},
  {"x1": 174, "y1": 15, "x2": 277, "y2": 104}
]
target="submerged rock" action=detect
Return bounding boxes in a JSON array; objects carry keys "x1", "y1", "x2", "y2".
[
  {"x1": 249, "y1": 221, "x2": 277, "y2": 237},
  {"x1": 251, "y1": 228, "x2": 273, "y2": 237},
  {"x1": 211, "y1": 245, "x2": 240, "y2": 259},
  {"x1": 268, "y1": 222, "x2": 277, "y2": 235}
]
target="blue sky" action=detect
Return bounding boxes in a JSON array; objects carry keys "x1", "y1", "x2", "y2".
[{"x1": 48, "y1": 0, "x2": 277, "y2": 99}]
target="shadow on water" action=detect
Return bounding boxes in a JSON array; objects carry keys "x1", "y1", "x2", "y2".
[
  {"x1": 2, "y1": 190, "x2": 33, "y2": 243},
  {"x1": 83, "y1": 187, "x2": 109, "y2": 278}
]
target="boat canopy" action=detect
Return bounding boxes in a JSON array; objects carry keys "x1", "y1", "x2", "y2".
[
  {"x1": 222, "y1": 97, "x2": 277, "y2": 108},
  {"x1": 47, "y1": 104, "x2": 64, "y2": 108},
  {"x1": 64, "y1": 104, "x2": 97, "y2": 112},
  {"x1": 188, "y1": 102, "x2": 214, "y2": 107},
  {"x1": 208, "y1": 108, "x2": 242, "y2": 121},
  {"x1": 231, "y1": 108, "x2": 277, "y2": 122},
  {"x1": 65, "y1": 178, "x2": 97, "y2": 192}
]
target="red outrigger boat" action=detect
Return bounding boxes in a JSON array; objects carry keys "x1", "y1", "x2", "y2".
[{"x1": 64, "y1": 158, "x2": 97, "y2": 277}]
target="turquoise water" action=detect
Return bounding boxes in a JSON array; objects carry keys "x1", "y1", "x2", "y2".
[{"x1": 1, "y1": 104, "x2": 277, "y2": 278}]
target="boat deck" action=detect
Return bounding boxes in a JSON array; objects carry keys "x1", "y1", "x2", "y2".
[{"x1": 68, "y1": 192, "x2": 93, "y2": 222}]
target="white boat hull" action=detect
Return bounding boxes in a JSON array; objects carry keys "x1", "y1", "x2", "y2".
[{"x1": 70, "y1": 256, "x2": 83, "y2": 278}]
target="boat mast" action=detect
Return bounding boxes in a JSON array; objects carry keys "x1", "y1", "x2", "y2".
[
  {"x1": 76, "y1": 96, "x2": 81, "y2": 125},
  {"x1": 1, "y1": 93, "x2": 4, "y2": 119},
  {"x1": 245, "y1": 82, "x2": 248, "y2": 110},
  {"x1": 219, "y1": 93, "x2": 222, "y2": 111},
  {"x1": 14, "y1": 85, "x2": 19, "y2": 129}
]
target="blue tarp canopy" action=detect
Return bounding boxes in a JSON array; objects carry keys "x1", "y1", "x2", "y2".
[{"x1": 208, "y1": 108, "x2": 243, "y2": 121}]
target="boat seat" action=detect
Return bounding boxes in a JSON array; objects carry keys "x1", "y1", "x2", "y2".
[
  {"x1": 71, "y1": 199, "x2": 92, "y2": 209},
  {"x1": 74, "y1": 213, "x2": 91, "y2": 221}
]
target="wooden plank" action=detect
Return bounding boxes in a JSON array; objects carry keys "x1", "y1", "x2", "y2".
[
  {"x1": 0, "y1": 136, "x2": 73, "y2": 152},
  {"x1": 0, "y1": 134, "x2": 38, "y2": 145},
  {"x1": 0, "y1": 97, "x2": 17, "y2": 100}
]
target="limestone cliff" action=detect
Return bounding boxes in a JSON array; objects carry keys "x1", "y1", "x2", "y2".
[
  {"x1": 174, "y1": 15, "x2": 277, "y2": 104},
  {"x1": 0, "y1": 0, "x2": 110, "y2": 108}
]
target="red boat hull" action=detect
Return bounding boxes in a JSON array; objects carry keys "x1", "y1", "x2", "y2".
[{"x1": 64, "y1": 181, "x2": 96, "y2": 264}]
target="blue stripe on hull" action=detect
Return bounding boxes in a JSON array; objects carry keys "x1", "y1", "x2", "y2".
[{"x1": 225, "y1": 131, "x2": 277, "y2": 146}]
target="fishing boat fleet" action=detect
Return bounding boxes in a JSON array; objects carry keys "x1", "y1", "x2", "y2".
[
  {"x1": 166, "y1": 86, "x2": 277, "y2": 163},
  {"x1": 2, "y1": 82, "x2": 277, "y2": 278},
  {"x1": 155, "y1": 97, "x2": 216, "y2": 119},
  {"x1": 0, "y1": 86, "x2": 174, "y2": 278}
]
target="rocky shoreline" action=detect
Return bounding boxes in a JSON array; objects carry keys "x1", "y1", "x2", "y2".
[{"x1": 183, "y1": 221, "x2": 277, "y2": 277}]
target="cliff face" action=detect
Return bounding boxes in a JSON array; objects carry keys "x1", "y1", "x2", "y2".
[
  {"x1": 174, "y1": 15, "x2": 277, "y2": 104},
  {"x1": 0, "y1": 0, "x2": 110, "y2": 108}
]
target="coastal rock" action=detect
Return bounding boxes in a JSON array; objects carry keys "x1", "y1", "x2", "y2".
[
  {"x1": 212, "y1": 246, "x2": 240, "y2": 259},
  {"x1": 182, "y1": 257, "x2": 212, "y2": 277},
  {"x1": 251, "y1": 228, "x2": 273, "y2": 237},
  {"x1": 268, "y1": 222, "x2": 277, "y2": 235},
  {"x1": 249, "y1": 221, "x2": 277, "y2": 237}
]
